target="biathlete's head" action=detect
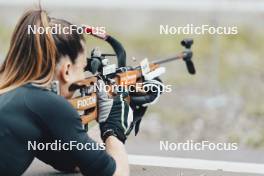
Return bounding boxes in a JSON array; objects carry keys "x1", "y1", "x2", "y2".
[{"x1": 0, "y1": 9, "x2": 87, "y2": 98}]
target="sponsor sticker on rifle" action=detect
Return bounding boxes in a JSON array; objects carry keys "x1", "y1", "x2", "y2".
[
  {"x1": 77, "y1": 96, "x2": 96, "y2": 109},
  {"x1": 140, "y1": 58, "x2": 150, "y2": 76},
  {"x1": 69, "y1": 93, "x2": 97, "y2": 111},
  {"x1": 102, "y1": 64, "x2": 116, "y2": 75}
]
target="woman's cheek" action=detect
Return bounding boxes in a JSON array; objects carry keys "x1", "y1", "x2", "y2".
[{"x1": 77, "y1": 69, "x2": 85, "y2": 81}]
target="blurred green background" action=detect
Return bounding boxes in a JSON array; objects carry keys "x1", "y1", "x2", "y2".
[{"x1": 0, "y1": 1, "x2": 263, "y2": 149}]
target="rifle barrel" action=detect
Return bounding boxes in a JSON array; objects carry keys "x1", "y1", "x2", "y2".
[{"x1": 153, "y1": 53, "x2": 183, "y2": 65}]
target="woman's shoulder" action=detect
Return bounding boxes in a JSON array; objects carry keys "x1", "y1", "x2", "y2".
[
  {"x1": 23, "y1": 84, "x2": 63, "y2": 101},
  {"x1": 22, "y1": 83, "x2": 81, "y2": 125},
  {"x1": 22, "y1": 84, "x2": 74, "y2": 114}
]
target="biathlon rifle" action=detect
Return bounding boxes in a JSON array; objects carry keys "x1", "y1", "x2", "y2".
[{"x1": 67, "y1": 28, "x2": 196, "y2": 130}]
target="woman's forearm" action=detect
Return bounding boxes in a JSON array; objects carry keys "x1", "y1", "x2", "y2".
[
  {"x1": 105, "y1": 136, "x2": 129, "y2": 176},
  {"x1": 88, "y1": 126, "x2": 129, "y2": 176}
]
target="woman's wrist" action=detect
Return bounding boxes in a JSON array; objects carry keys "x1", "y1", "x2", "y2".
[
  {"x1": 105, "y1": 135, "x2": 123, "y2": 145},
  {"x1": 101, "y1": 128, "x2": 127, "y2": 144},
  {"x1": 102, "y1": 129, "x2": 117, "y2": 142}
]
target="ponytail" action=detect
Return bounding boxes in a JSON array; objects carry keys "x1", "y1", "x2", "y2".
[{"x1": 31, "y1": 11, "x2": 57, "y2": 85}]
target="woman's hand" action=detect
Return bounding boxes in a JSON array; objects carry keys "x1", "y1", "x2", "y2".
[{"x1": 96, "y1": 79, "x2": 134, "y2": 143}]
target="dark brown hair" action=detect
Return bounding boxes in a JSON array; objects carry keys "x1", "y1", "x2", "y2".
[{"x1": 0, "y1": 9, "x2": 84, "y2": 94}]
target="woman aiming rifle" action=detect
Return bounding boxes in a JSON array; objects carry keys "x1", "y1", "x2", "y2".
[{"x1": 0, "y1": 9, "x2": 163, "y2": 176}]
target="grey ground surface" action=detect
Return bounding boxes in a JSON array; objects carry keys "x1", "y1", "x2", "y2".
[
  {"x1": 23, "y1": 136, "x2": 264, "y2": 176},
  {"x1": 24, "y1": 159, "x2": 263, "y2": 176}
]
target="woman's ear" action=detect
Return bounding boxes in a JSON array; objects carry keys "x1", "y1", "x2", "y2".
[{"x1": 59, "y1": 60, "x2": 72, "y2": 83}]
